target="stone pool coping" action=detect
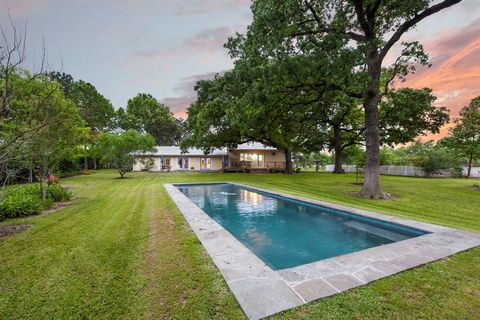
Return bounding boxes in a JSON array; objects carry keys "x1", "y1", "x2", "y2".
[{"x1": 164, "y1": 182, "x2": 480, "y2": 320}]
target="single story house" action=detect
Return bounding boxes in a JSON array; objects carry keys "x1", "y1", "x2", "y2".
[{"x1": 133, "y1": 142, "x2": 286, "y2": 172}]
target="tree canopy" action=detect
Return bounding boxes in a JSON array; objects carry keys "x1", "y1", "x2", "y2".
[
  {"x1": 441, "y1": 96, "x2": 480, "y2": 177},
  {"x1": 117, "y1": 93, "x2": 182, "y2": 146},
  {"x1": 224, "y1": 0, "x2": 461, "y2": 198},
  {"x1": 97, "y1": 130, "x2": 156, "y2": 178}
]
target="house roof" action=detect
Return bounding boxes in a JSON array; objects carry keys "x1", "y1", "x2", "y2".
[
  {"x1": 140, "y1": 146, "x2": 227, "y2": 157},
  {"x1": 135, "y1": 142, "x2": 278, "y2": 157},
  {"x1": 235, "y1": 142, "x2": 278, "y2": 151}
]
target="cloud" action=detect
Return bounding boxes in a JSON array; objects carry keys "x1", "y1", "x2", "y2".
[
  {"x1": 132, "y1": 26, "x2": 235, "y2": 64},
  {"x1": 170, "y1": 0, "x2": 251, "y2": 16},
  {"x1": 160, "y1": 71, "x2": 227, "y2": 118},
  {"x1": 398, "y1": 18, "x2": 480, "y2": 139},
  {"x1": 0, "y1": 0, "x2": 50, "y2": 15}
]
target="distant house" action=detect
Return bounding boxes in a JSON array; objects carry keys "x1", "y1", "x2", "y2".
[{"x1": 133, "y1": 142, "x2": 286, "y2": 173}]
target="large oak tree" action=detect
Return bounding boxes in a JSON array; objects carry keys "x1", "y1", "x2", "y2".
[{"x1": 231, "y1": 0, "x2": 462, "y2": 198}]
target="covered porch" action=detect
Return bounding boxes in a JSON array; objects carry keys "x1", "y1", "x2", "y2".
[{"x1": 224, "y1": 149, "x2": 286, "y2": 173}]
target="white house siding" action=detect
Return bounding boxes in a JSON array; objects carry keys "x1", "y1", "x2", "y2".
[
  {"x1": 189, "y1": 157, "x2": 200, "y2": 170},
  {"x1": 133, "y1": 156, "x2": 161, "y2": 172},
  {"x1": 265, "y1": 150, "x2": 285, "y2": 163},
  {"x1": 133, "y1": 143, "x2": 283, "y2": 172},
  {"x1": 211, "y1": 157, "x2": 223, "y2": 170},
  {"x1": 133, "y1": 156, "x2": 224, "y2": 172}
]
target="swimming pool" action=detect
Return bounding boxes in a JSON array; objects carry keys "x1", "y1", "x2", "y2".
[{"x1": 175, "y1": 183, "x2": 428, "y2": 270}]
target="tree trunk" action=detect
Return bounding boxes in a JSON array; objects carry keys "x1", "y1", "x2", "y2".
[
  {"x1": 284, "y1": 149, "x2": 293, "y2": 174},
  {"x1": 332, "y1": 127, "x2": 345, "y2": 174},
  {"x1": 467, "y1": 152, "x2": 473, "y2": 178},
  {"x1": 28, "y1": 162, "x2": 33, "y2": 183},
  {"x1": 41, "y1": 181, "x2": 46, "y2": 202},
  {"x1": 315, "y1": 161, "x2": 320, "y2": 172},
  {"x1": 119, "y1": 170, "x2": 125, "y2": 179},
  {"x1": 84, "y1": 155, "x2": 88, "y2": 170},
  {"x1": 93, "y1": 157, "x2": 97, "y2": 170},
  {"x1": 359, "y1": 56, "x2": 387, "y2": 199}
]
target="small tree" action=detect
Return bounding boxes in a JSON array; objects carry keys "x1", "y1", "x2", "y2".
[
  {"x1": 306, "y1": 152, "x2": 330, "y2": 172},
  {"x1": 441, "y1": 96, "x2": 480, "y2": 178},
  {"x1": 97, "y1": 130, "x2": 156, "y2": 179},
  {"x1": 409, "y1": 141, "x2": 461, "y2": 177}
]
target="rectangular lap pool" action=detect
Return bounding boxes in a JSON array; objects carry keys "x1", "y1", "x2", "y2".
[{"x1": 176, "y1": 183, "x2": 428, "y2": 270}]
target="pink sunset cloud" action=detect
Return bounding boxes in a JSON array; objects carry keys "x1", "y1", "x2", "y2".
[
  {"x1": 0, "y1": 0, "x2": 49, "y2": 15},
  {"x1": 131, "y1": 26, "x2": 235, "y2": 65},
  {"x1": 161, "y1": 71, "x2": 226, "y2": 118},
  {"x1": 399, "y1": 18, "x2": 480, "y2": 139}
]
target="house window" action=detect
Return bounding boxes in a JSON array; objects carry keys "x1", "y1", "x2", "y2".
[
  {"x1": 240, "y1": 153, "x2": 264, "y2": 167},
  {"x1": 161, "y1": 157, "x2": 171, "y2": 170},
  {"x1": 178, "y1": 157, "x2": 189, "y2": 170},
  {"x1": 200, "y1": 157, "x2": 211, "y2": 170}
]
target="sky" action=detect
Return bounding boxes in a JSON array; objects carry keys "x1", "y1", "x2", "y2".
[{"x1": 0, "y1": 0, "x2": 479, "y2": 139}]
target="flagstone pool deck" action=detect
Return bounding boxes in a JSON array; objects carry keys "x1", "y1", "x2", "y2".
[{"x1": 165, "y1": 182, "x2": 480, "y2": 320}]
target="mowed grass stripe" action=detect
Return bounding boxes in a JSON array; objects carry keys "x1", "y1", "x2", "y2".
[
  {"x1": 142, "y1": 182, "x2": 243, "y2": 320},
  {"x1": 0, "y1": 174, "x2": 150, "y2": 319}
]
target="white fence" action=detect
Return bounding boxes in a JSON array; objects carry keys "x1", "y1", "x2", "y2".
[{"x1": 325, "y1": 164, "x2": 480, "y2": 178}]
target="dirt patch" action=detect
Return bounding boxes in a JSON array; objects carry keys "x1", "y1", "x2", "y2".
[
  {"x1": 40, "y1": 201, "x2": 71, "y2": 216},
  {"x1": 0, "y1": 224, "x2": 31, "y2": 238},
  {"x1": 347, "y1": 191, "x2": 400, "y2": 200}
]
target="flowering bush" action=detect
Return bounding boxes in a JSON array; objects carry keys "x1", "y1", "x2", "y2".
[{"x1": 47, "y1": 175, "x2": 60, "y2": 184}]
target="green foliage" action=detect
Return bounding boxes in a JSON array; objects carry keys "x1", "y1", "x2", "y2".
[
  {"x1": 117, "y1": 93, "x2": 182, "y2": 145},
  {"x1": 70, "y1": 80, "x2": 115, "y2": 132},
  {"x1": 409, "y1": 141, "x2": 462, "y2": 176},
  {"x1": 46, "y1": 71, "x2": 75, "y2": 97},
  {"x1": 0, "y1": 186, "x2": 44, "y2": 220},
  {"x1": 97, "y1": 130, "x2": 156, "y2": 178},
  {"x1": 380, "y1": 88, "x2": 449, "y2": 145},
  {"x1": 47, "y1": 72, "x2": 114, "y2": 132},
  {"x1": 441, "y1": 96, "x2": 480, "y2": 176},
  {"x1": 225, "y1": 0, "x2": 460, "y2": 196},
  {"x1": 0, "y1": 184, "x2": 71, "y2": 221},
  {"x1": 183, "y1": 58, "x2": 328, "y2": 173},
  {"x1": 22, "y1": 81, "x2": 88, "y2": 191},
  {"x1": 379, "y1": 147, "x2": 411, "y2": 166},
  {"x1": 46, "y1": 184, "x2": 72, "y2": 202},
  {"x1": 342, "y1": 145, "x2": 365, "y2": 167}
]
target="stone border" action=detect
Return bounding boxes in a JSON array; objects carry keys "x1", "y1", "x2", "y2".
[{"x1": 165, "y1": 182, "x2": 480, "y2": 320}]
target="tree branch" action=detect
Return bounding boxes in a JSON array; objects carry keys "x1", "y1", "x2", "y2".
[{"x1": 379, "y1": 0, "x2": 462, "y2": 61}]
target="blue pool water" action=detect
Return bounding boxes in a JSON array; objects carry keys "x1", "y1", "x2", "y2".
[{"x1": 176, "y1": 183, "x2": 427, "y2": 270}]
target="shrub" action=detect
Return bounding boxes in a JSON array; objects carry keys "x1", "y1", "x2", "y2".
[
  {"x1": 0, "y1": 184, "x2": 72, "y2": 221},
  {"x1": 47, "y1": 184, "x2": 72, "y2": 202},
  {"x1": 411, "y1": 144, "x2": 462, "y2": 176},
  {"x1": 0, "y1": 188, "x2": 43, "y2": 220}
]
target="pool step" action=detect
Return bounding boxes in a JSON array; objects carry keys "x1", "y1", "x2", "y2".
[{"x1": 345, "y1": 221, "x2": 408, "y2": 242}]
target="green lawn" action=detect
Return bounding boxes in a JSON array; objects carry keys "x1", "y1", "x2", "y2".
[{"x1": 0, "y1": 170, "x2": 479, "y2": 319}]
